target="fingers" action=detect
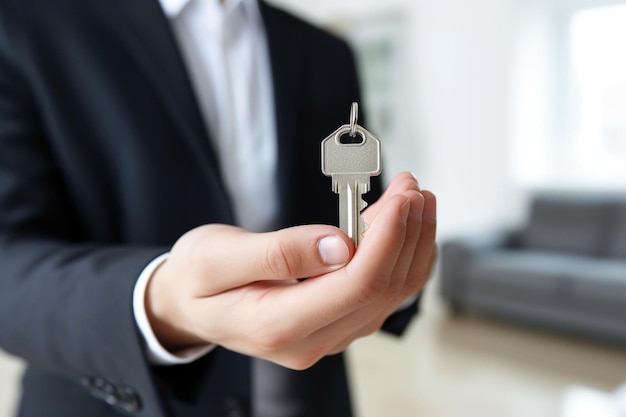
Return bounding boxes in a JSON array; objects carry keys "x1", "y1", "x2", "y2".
[
  {"x1": 345, "y1": 193, "x2": 412, "y2": 287},
  {"x1": 169, "y1": 224, "x2": 355, "y2": 296},
  {"x1": 403, "y1": 190, "x2": 437, "y2": 293},
  {"x1": 254, "y1": 185, "x2": 435, "y2": 342},
  {"x1": 384, "y1": 191, "x2": 425, "y2": 296},
  {"x1": 269, "y1": 190, "x2": 437, "y2": 366},
  {"x1": 268, "y1": 193, "x2": 412, "y2": 337},
  {"x1": 362, "y1": 171, "x2": 420, "y2": 225}
]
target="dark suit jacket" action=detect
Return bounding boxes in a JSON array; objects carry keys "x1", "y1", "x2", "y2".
[{"x1": 0, "y1": 0, "x2": 418, "y2": 416}]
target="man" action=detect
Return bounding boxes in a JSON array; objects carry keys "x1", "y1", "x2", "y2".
[{"x1": 0, "y1": 0, "x2": 437, "y2": 416}]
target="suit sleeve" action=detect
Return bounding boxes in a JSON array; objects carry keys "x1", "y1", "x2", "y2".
[{"x1": 0, "y1": 9, "x2": 171, "y2": 417}]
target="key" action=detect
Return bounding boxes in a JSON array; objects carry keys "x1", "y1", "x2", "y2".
[{"x1": 321, "y1": 102, "x2": 382, "y2": 247}]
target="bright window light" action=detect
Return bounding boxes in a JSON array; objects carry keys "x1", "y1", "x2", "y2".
[{"x1": 570, "y1": 5, "x2": 626, "y2": 182}]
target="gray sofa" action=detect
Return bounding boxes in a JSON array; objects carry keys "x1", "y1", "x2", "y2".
[{"x1": 440, "y1": 193, "x2": 626, "y2": 346}]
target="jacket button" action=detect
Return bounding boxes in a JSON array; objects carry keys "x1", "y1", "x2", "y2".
[
  {"x1": 80, "y1": 377, "x2": 141, "y2": 412},
  {"x1": 116, "y1": 386, "x2": 141, "y2": 412},
  {"x1": 221, "y1": 397, "x2": 248, "y2": 417}
]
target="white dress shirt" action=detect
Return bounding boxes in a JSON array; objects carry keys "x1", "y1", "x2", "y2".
[{"x1": 133, "y1": 0, "x2": 278, "y2": 365}]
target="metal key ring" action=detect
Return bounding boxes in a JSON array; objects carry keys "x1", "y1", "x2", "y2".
[{"x1": 349, "y1": 102, "x2": 358, "y2": 137}]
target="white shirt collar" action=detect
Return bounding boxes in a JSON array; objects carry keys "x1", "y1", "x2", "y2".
[
  {"x1": 159, "y1": 0, "x2": 188, "y2": 17},
  {"x1": 158, "y1": 0, "x2": 257, "y2": 19}
]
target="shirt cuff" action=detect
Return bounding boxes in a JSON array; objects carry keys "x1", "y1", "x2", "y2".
[{"x1": 132, "y1": 252, "x2": 216, "y2": 365}]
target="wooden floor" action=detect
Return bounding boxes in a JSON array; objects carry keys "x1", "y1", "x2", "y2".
[
  {"x1": 349, "y1": 280, "x2": 626, "y2": 417},
  {"x1": 2, "y1": 277, "x2": 626, "y2": 417}
]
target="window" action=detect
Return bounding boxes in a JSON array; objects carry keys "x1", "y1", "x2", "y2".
[
  {"x1": 569, "y1": 4, "x2": 626, "y2": 181},
  {"x1": 511, "y1": 0, "x2": 626, "y2": 189}
]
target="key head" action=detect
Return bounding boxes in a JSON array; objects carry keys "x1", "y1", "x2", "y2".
[{"x1": 321, "y1": 124, "x2": 382, "y2": 177}]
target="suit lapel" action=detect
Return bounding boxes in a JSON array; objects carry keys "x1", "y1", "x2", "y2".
[
  {"x1": 112, "y1": 0, "x2": 301, "y2": 227},
  {"x1": 114, "y1": 0, "x2": 224, "y2": 178},
  {"x1": 112, "y1": 0, "x2": 234, "y2": 222}
]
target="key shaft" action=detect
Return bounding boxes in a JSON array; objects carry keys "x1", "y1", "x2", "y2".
[{"x1": 337, "y1": 178, "x2": 369, "y2": 246}]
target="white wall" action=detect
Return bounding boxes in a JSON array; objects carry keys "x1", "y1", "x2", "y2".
[{"x1": 270, "y1": 0, "x2": 529, "y2": 238}]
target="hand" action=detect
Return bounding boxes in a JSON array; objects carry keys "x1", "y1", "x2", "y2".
[{"x1": 146, "y1": 172, "x2": 437, "y2": 369}]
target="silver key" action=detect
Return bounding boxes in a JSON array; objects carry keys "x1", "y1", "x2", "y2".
[{"x1": 321, "y1": 102, "x2": 382, "y2": 246}]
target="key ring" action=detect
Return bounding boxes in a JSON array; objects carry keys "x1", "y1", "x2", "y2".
[{"x1": 349, "y1": 102, "x2": 358, "y2": 137}]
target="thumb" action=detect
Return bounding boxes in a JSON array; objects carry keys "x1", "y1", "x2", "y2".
[
  {"x1": 252, "y1": 225, "x2": 354, "y2": 280},
  {"x1": 173, "y1": 224, "x2": 354, "y2": 295}
]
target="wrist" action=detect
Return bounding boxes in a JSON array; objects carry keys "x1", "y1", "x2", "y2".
[{"x1": 145, "y1": 258, "x2": 206, "y2": 351}]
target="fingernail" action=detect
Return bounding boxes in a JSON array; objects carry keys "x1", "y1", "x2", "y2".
[{"x1": 318, "y1": 236, "x2": 350, "y2": 265}]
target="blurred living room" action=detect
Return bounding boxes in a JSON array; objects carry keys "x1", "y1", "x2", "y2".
[{"x1": 2, "y1": 0, "x2": 626, "y2": 416}]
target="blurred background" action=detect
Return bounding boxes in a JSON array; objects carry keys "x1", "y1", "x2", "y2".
[{"x1": 2, "y1": 0, "x2": 626, "y2": 415}]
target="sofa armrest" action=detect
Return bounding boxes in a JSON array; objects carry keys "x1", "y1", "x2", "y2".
[{"x1": 439, "y1": 229, "x2": 519, "y2": 302}]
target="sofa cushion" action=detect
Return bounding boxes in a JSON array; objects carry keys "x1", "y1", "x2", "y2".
[
  {"x1": 604, "y1": 202, "x2": 626, "y2": 259},
  {"x1": 466, "y1": 250, "x2": 585, "y2": 297},
  {"x1": 522, "y1": 196, "x2": 607, "y2": 255},
  {"x1": 568, "y1": 259, "x2": 626, "y2": 315}
]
